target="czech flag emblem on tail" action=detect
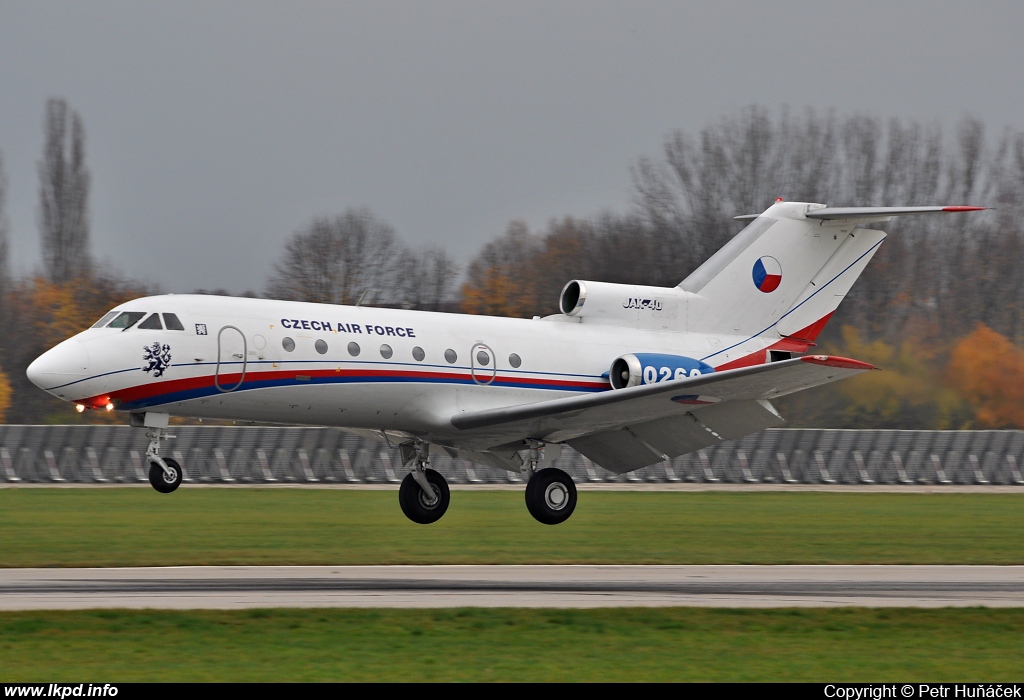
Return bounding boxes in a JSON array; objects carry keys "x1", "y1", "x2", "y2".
[{"x1": 752, "y1": 256, "x2": 782, "y2": 293}]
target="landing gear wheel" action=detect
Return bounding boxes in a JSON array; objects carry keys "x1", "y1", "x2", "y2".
[
  {"x1": 525, "y1": 468, "x2": 577, "y2": 525},
  {"x1": 399, "y1": 469, "x2": 450, "y2": 524},
  {"x1": 149, "y1": 458, "x2": 183, "y2": 494}
]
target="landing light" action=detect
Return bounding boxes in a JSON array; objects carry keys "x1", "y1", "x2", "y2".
[
  {"x1": 105, "y1": 402, "x2": 115, "y2": 412},
  {"x1": 75, "y1": 404, "x2": 85, "y2": 413}
]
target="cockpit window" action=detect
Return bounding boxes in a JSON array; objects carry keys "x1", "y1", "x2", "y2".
[
  {"x1": 162, "y1": 313, "x2": 185, "y2": 331},
  {"x1": 106, "y1": 311, "x2": 146, "y2": 329},
  {"x1": 138, "y1": 313, "x2": 163, "y2": 330},
  {"x1": 91, "y1": 311, "x2": 119, "y2": 328}
]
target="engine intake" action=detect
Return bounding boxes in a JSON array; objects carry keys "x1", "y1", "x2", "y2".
[
  {"x1": 610, "y1": 353, "x2": 716, "y2": 389},
  {"x1": 558, "y1": 279, "x2": 687, "y2": 327}
]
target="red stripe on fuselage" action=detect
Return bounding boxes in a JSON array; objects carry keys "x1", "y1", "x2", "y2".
[{"x1": 88, "y1": 367, "x2": 609, "y2": 407}]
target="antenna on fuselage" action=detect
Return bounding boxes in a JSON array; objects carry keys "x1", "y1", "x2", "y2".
[{"x1": 355, "y1": 289, "x2": 380, "y2": 306}]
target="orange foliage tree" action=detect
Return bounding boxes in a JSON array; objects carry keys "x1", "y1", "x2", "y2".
[
  {"x1": 774, "y1": 325, "x2": 971, "y2": 429},
  {"x1": 460, "y1": 221, "x2": 543, "y2": 317},
  {"x1": 948, "y1": 324, "x2": 1024, "y2": 428},
  {"x1": 0, "y1": 273, "x2": 152, "y2": 423},
  {"x1": 0, "y1": 367, "x2": 12, "y2": 419}
]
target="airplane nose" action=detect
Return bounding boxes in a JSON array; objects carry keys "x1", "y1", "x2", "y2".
[{"x1": 26, "y1": 338, "x2": 90, "y2": 391}]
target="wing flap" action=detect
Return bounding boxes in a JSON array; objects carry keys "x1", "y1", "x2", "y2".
[
  {"x1": 629, "y1": 413, "x2": 721, "y2": 458},
  {"x1": 692, "y1": 399, "x2": 785, "y2": 440},
  {"x1": 568, "y1": 429, "x2": 664, "y2": 474},
  {"x1": 565, "y1": 400, "x2": 785, "y2": 474}
]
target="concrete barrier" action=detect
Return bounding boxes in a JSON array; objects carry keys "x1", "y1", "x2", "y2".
[{"x1": 2, "y1": 426, "x2": 1023, "y2": 485}]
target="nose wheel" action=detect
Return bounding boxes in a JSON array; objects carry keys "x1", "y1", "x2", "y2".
[
  {"x1": 149, "y1": 457, "x2": 183, "y2": 493},
  {"x1": 525, "y1": 468, "x2": 577, "y2": 524}
]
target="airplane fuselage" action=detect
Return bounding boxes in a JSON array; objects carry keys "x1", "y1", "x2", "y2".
[{"x1": 29, "y1": 294, "x2": 776, "y2": 451}]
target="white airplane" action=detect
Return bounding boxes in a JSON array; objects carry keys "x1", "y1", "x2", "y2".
[{"x1": 26, "y1": 201, "x2": 983, "y2": 524}]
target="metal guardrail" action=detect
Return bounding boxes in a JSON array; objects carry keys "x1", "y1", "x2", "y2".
[{"x1": 2, "y1": 426, "x2": 1023, "y2": 485}]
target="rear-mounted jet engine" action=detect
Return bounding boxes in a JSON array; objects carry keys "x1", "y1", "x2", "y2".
[{"x1": 610, "y1": 353, "x2": 716, "y2": 389}]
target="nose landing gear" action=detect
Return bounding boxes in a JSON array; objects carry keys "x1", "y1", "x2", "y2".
[
  {"x1": 149, "y1": 457, "x2": 183, "y2": 493},
  {"x1": 398, "y1": 440, "x2": 450, "y2": 524},
  {"x1": 133, "y1": 412, "x2": 183, "y2": 494}
]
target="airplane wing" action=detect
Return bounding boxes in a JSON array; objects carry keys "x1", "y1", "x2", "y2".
[{"x1": 451, "y1": 355, "x2": 874, "y2": 473}]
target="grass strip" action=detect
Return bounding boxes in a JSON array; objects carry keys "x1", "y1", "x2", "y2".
[
  {"x1": 0, "y1": 488, "x2": 1022, "y2": 566},
  {"x1": 1, "y1": 607, "x2": 1022, "y2": 682}
]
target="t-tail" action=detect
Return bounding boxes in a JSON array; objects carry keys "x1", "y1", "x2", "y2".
[{"x1": 680, "y1": 201, "x2": 985, "y2": 365}]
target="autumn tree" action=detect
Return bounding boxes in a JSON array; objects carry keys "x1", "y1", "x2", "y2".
[
  {"x1": 0, "y1": 154, "x2": 12, "y2": 419},
  {"x1": 38, "y1": 98, "x2": 91, "y2": 284},
  {"x1": 947, "y1": 324, "x2": 1024, "y2": 427},
  {"x1": 774, "y1": 325, "x2": 972, "y2": 429},
  {"x1": 0, "y1": 272, "x2": 152, "y2": 423},
  {"x1": 460, "y1": 220, "x2": 543, "y2": 317}
]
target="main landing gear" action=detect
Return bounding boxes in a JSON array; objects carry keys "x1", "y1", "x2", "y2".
[
  {"x1": 398, "y1": 440, "x2": 450, "y2": 524},
  {"x1": 133, "y1": 412, "x2": 184, "y2": 494},
  {"x1": 525, "y1": 468, "x2": 577, "y2": 525},
  {"x1": 522, "y1": 440, "x2": 577, "y2": 525},
  {"x1": 396, "y1": 439, "x2": 577, "y2": 525}
]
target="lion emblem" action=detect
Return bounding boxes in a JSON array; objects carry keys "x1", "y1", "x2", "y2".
[{"x1": 142, "y1": 342, "x2": 172, "y2": 377}]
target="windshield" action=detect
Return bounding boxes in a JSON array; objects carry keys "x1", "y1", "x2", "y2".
[
  {"x1": 91, "y1": 311, "x2": 119, "y2": 328},
  {"x1": 138, "y1": 313, "x2": 163, "y2": 330},
  {"x1": 162, "y1": 313, "x2": 185, "y2": 331},
  {"x1": 106, "y1": 311, "x2": 147, "y2": 329}
]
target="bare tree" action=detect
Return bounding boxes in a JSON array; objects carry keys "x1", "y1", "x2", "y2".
[
  {"x1": 38, "y1": 98, "x2": 91, "y2": 284},
  {"x1": 0, "y1": 152, "x2": 10, "y2": 294},
  {"x1": 394, "y1": 246, "x2": 461, "y2": 310},
  {"x1": 266, "y1": 208, "x2": 405, "y2": 305}
]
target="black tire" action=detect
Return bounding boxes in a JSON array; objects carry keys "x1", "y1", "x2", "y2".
[
  {"x1": 398, "y1": 469, "x2": 450, "y2": 524},
  {"x1": 149, "y1": 458, "x2": 183, "y2": 494},
  {"x1": 525, "y1": 468, "x2": 577, "y2": 525}
]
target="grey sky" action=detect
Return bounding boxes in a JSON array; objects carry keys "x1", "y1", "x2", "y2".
[{"x1": 1, "y1": 0, "x2": 1022, "y2": 294}]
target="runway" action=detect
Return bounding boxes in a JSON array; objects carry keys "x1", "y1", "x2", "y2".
[{"x1": 1, "y1": 565, "x2": 1022, "y2": 609}]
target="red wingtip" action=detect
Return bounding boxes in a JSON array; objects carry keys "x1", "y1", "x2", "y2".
[
  {"x1": 800, "y1": 355, "x2": 877, "y2": 371},
  {"x1": 942, "y1": 206, "x2": 986, "y2": 213}
]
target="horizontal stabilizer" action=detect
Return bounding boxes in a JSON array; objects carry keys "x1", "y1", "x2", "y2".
[
  {"x1": 735, "y1": 205, "x2": 985, "y2": 222},
  {"x1": 805, "y1": 206, "x2": 986, "y2": 221}
]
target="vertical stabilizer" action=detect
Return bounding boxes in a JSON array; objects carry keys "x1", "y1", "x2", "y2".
[
  {"x1": 681, "y1": 201, "x2": 862, "y2": 336},
  {"x1": 681, "y1": 200, "x2": 983, "y2": 342}
]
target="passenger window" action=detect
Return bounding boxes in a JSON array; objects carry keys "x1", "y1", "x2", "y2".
[
  {"x1": 347, "y1": 342, "x2": 361, "y2": 357},
  {"x1": 315, "y1": 339, "x2": 328, "y2": 354},
  {"x1": 412, "y1": 346, "x2": 425, "y2": 361},
  {"x1": 282, "y1": 337, "x2": 295, "y2": 352},
  {"x1": 444, "y1": 349, "x2": 457, "y2": 364},
  {"x1": 91, "y1": 311, "x2": 119, "y2": 328},
  {"x1": 138, "y1": 313, "x2": 163, "y2": 330},
  {"x1": 380, "y1": 344, "x2": 393, "y2": 359},
  {"x1": 509, "y1": 353, "x2": 522, "y2": 368},
  {"x1": 163, "y1": 313, "x2": 185, "y2": 331},
  {"x1": 106, "y1": 311, "x2": 146, "y2": 329}
]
